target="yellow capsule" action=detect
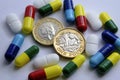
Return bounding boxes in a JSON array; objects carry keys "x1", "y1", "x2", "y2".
[
  {"x1": 107, "y1": 52, "x2": 120, "y2": 65},
  {"x1": 22, "y1": 17, "x2": 34, "y2": 34},
  {"x1": 50, "y1": 0, "x2": 62, "y2": 12},
  {"x1": 45, "y1": 65, "x2": 62, "y2": 79},
  {"x1": 75, "y1": 4, "x2": 85, "y2": 17},
  {"x1": 15, "y1": 53, "x2": 30, "y2": 67},
  {"x1": 99, "y1": 12, "x2": 111, "y2": 24},
  {"x1": 72, "y1": 54, "x2": 86, "y2": 67}
]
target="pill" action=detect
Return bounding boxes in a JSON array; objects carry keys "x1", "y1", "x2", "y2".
[
  {"x1": 33, "y1": 53, "x2": 59, "y2": 69},
  {"x1": 97, "y1": 52, "x2": 120, "y2": 75},
  {"x1": 64, "y1": 0, "x2": 75, "y2": 23},
  {"x1": 89, "y1": 44, "x2": 115, "y2": 68},
  {"x1": 85, "y1": 34, "x2": 99, "y2": 57},
  {"x1": 33, "y1": 0, "x2": 54, "y2": 9},
  {"x1": 28, "y1": 65, "x2": 62, "y2": 80},
  {"x1": 102, "y1": 30, "x2": 120, "y2": 51},
  {"x1": 86, "y1": 12, "x2": 102, "y2": 31},
  {"x1": 75, "y1": 4, "x2": 87, "y2": 32},
  {"x1": 5, "y1": 34, "x2": 24, "y2": 62},
  {"x1": 22, "y1": 5, "x2": 36, "y2": 35},
  {"x1": 15, "y1": 45, "x2": 39, "y2": 68},
  {"x1": 63, "y1": 54, "x2": 86, "y2": 77},
  {"x1": 38, "y1": 0, "x2": 62, "y2": 16},
  {"x1": 6, "y1": 13, "x2": 22, "y2": 33},
  {"x1": 99, "y1": 12, "x2": 118, "y2": 33}
]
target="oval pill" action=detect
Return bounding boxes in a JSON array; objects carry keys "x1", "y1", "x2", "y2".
[
  {"x1": 99, "y1": 12, "x2": 118, "y2": 33},
  {"x1": 89, "y1": 44, "x2": 115, "y2": 68},
  {"x1": 64, "y1": 0, "x2": 75, "y2": 23},
  {"x1": 5, "y1": 34, "x2": 24, "y2": 62},
  {"x1": 28, "y1": 65, "x2": 62, "y2": 80},
  {"x1": 6, "y1": 13, "x2": 22, "y2": 33},
  {"x1": 15, "y1": 45, "x2": 39, "y2": 67},
  {"x1": 75, "y1": 5, "x2": 87, "y2": 32},
  {"x1": 33, "y1": 53, "x2": 59, "y2": 69},
  {"x1": 22, "y1": 5, "x2": 36, "y2": 35},
  {"x1": 85, "y1": 34, "x2": 99, "y2": 57},
  {"x1": 97, "y1": 52, "x2": 120, "y2": 75},
  {"x1": 86, "y1": 12, "x2": 102, "y2": 31},
  {"x1": 62, "y1": 54, "x2": 86, "y2": 77}
]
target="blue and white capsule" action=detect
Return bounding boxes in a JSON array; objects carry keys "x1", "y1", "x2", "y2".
[
  {"x1": 89, "y1": 44, "x2": 115, "y2": 68},
  {"x1": 5, "y1": 34, "x2": 24, "y2": 62},
  {"x1": 102, "y1": 30, "x2": 120, "y2": 51},
  {"x1": 64, "y1": 0, "x2": 75, "y2": 23}
]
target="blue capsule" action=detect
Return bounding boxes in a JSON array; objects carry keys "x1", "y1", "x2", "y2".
[
  {"x1": 89, "y1": 44, "x2": 115, "y2": 68},
  {"x1": 5, "y1": 34, "x2": 24, "y2": 62},
  {"x1": 102, "y1": 30, "x2": 120, "y2": 51},
  {"x1": 64, "y1": 0, "x2": 75, "y2": 23}
]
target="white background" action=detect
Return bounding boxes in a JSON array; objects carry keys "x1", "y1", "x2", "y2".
[{"x1": 0, "y1": 0, "x2": 120, "y2": 80}]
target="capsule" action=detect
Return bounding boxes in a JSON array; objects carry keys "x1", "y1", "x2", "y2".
[
  {"x1": 99, "y1": 12, "x2": 118, "y2": 33},
  {"x1": 75, "y1": 5, "x2": 87, "y2": 32},
  {"x1": 89, "y1": 44, "x2": 115, "y2": 68},
  {"x1": 97, "y1": 52, "x2": 120, "y2": 75},
  {"x1": 15, "y1": 45, "x2": 39, "y2": 68},
  {"x1": 28, "y1": 65, "x2": 62, "y2": 80},
  {"x1": 5, "y1": 34, "x2": 24, "y2": 62},
  {"x1": 102, "y1": 30, "x2": 120, "y2": 51},
  {"x1": 38, "y1": 0, "x2": 62, "y2": 16},
  {"x1": 22, "y1": 5, "x2": 36, "y2": 35},
  {"x1": 64, "y1": 0, "x2": 75, "y2": 23},
  {"x1": 6, "y1": 13, "x2": 22, "y2": 33},
  {"x1": 62, "y1": 54, "x2": 86, "y2": 77},
  {"x1": 33, "y1": 0, "x2": 54, "y2": 9},
  {"x1": 86, "y1": 12, "x2": 102, "y2": 31},
  {"x1": 85, "y1": 34, "x2": 99, "y2": 57},
  {"x1": 33, "y1": 53, "x2": 59, "y2": 69}
]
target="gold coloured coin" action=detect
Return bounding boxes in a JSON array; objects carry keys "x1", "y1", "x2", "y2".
[
  {"x1": 53, "y1": 28, "x2": 85, "y2": 58},
  {"x1": 32, "y1": 17, "x2": 64, "y2": 45}
]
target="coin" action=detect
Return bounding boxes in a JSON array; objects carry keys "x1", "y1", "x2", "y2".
[
  {"x1": 53, "y1": 28, "x2": 85, "y2": 58},
  {"x1": 32, "y1": 17, "x2": 64, "y2": 45}
]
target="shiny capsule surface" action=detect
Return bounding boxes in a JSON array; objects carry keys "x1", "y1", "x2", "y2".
[
  {"x1": 89, "y1": 44, "x2": 115, "y2": 68},
  {"x1": 5, "y1": 34, "x2": 24, "y2": 62},
  {"x1": 22, "y1": 5, "x2": 36, "y2": 35},
  {"x1": 15, "y1": 45, "x2": 39, "y2": 67}
]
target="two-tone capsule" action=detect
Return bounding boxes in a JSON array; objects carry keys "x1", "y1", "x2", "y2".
[
  {"x1": 5, "y1": 34, "x2": 24, "y2": 62},
  {"x1": 102, "y1": 30, "x2": 120, "y2": 51},
  {"x1": 15, "y1": 45, "x2": 39, "y2": 68},
  {"x1": 99, "y1": 12, "x2": 118, "y2": 33},
  {"x1": 75, "y1": 5, "x2": 87, "y2": 32},
  {"x1": 6, "y1": 13, "x2": 22, "y2": 33},
  {"x1": 28, "y1": 65, "x2": 62, "y2": 80},
  {"x1": 97, "y1": 52, "x2": 120, "y2": 75},
  {"x1": 89, "y1": 44, "x2": 115, "y2": 68},
  {"x1": 64, "y1": 0, "x2": 75, "y2": 23},
  {"x1": 33, "y1": 53, "x2": 59, "y2": 69},
  {"x1": 63, "y1": 54, "x2": 86, "y2": 77},
  {"x1": 38, "y1": 0, "x2": 62, "y2": 16},
  {"x1": 22, "y1": 5, "x2": 36, "y2": 35}
]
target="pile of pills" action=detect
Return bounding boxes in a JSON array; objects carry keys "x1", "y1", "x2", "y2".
[{"x1": 4, "y1": 0, "x2": 120, "y2": 80}]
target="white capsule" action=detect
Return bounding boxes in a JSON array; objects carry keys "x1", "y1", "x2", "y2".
[
  {"x1": 33, "y1": 0, "x2": 54, "y2": 9},
  {"x1": 86, "y1": 12, "x2": 102, "y2": 31},
  {"x1": 85, "y1": 34, "x2": 99, "y2": 57},
  {"x1": 33, "y1": 53, "x2": 59, "y2": 69},
  {"x1": 6, "y1": 13, "x2": 22, "y2": 33}
]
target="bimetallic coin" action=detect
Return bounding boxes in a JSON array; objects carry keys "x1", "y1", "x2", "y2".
[
  {"x1": 32, "y1": 17, "x2": 64, "y2": 45},
  {"x1": 53, "y1": 28, "x2": 85, "y2": 58}
]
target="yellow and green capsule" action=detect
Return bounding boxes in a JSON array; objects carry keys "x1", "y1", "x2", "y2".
[
  {"x1": 15, "y1": 45, "x2": 39, "y2": 68},
  {"x1": 99, "y1": 12, "x2": 118, "y2": 33},
  {"x1": 62, "y1": 54, "x2": 86, "y2": 77},
  {"x1": 97, "y1": 52, "x2": 120, "y2": 75},
  {"x1": 38, "y1": 0, "x2": 62, "y2": 16}
]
